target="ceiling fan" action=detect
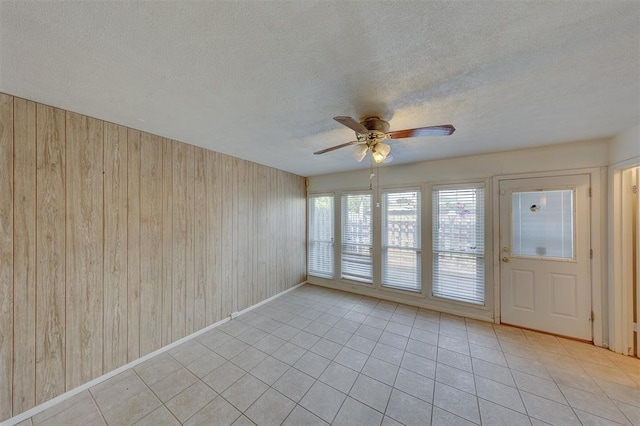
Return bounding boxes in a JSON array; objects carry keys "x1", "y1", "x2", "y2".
[{"x1": 314, "y1": 116, "x2": 455, "y2": 163}]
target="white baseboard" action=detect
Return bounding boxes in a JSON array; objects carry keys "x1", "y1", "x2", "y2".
[
  {"x1": 231, "y1": 281, "x2": 307, "y2": 319},
  {"x1": 1, "y1": 281, "x2": 308, "y2": 426}
]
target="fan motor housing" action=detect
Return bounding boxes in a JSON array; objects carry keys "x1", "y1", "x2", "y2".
[{"x1": 361, "y1": 117, "x2": 390, "y2": 133}]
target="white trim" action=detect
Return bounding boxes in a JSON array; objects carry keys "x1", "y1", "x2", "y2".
[
  {"x1": 492, "y1": 176, "x2": 501, "y2": 324},
  {"x1": 608, "y1": 158, "x2": 640, "y2": 354},
  {"x1": 231, "y1": 280, "x2": 307, "y2": 318},
  {"x1": 308, "y1": 280, "x2": 493, "y2": 322},
  {"x1": 609, "y1": 167, "x2": 623, "y2": 352},
  {"x1": 430, "y1": 183, "x2": 489, "y2": 307},
  {"x1": 636, "y1": 169, "x2": 640, "y2": 357},
  {"x1": 380, "y1": 187, "x2": 422, "y2": 293},
  {"x1": 492, "y1": 168, "x2": 604, "y2": 345},
  {"x1": 610, "y1": 155, "x2": 640, "y2": 171},
  {"x1": 590, "y1": 167, "x2": 605, "y2": 347},
  {"x1": 309, "y1": 275, "x2": 493, "y2": 320},
  {"x1": 307, "y1": 193, "x2": 336, "y2": 280},
  {"x1": 609, "y1": 165, "x2": 639, "y2": 354},
  {"x1": 310, "y1": 178, "x2": 494, "y2": 321},
  {"x1": 2, "y1": 281, "x2": 307, "y2": 426}
]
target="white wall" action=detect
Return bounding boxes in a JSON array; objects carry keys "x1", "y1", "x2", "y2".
[
  {"x1": 308, "y1": 139, "x2": 609, "y2": 339},
  {"x1": 609, "y1": 124, "x2": 640, "y2": 167},
  {"x1": 309, "y1": 139, "x2": 610, "y2": 191}
]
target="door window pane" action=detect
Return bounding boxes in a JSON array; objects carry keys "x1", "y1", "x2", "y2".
[{"x1": 511, "y1": 190, "x2": 574, "y2": 259}]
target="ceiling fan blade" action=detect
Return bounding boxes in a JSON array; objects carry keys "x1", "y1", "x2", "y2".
[
  {"x1": 382, "y1": 154, "x2": 394, "y2": 164},
  {"x1": 314, "y1": 140, "x2": 360, "y2": 155},
  {"x1": 388, "y1": 124, "x2": 455, "y2": 139},
  {"x1": 334, "y1": 116, "x2": 369, "y2": 134}
]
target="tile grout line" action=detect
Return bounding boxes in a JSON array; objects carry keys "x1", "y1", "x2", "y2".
[{"x1": 86, "y1": 389, "x2": 108, "y2": 426}]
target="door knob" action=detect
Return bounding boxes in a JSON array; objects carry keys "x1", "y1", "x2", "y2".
[{"x1": 502, "y1": 257, "x2": 510, "y2": 263}]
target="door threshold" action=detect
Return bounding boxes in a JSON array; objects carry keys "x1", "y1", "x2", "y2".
[{"x1": 500, "y1": 322, "x2": 593, "y2": 344}]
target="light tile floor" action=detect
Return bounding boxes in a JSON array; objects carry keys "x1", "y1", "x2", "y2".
[{"x1": 22, "y1": 284, "x2": 640, "y2": 426}]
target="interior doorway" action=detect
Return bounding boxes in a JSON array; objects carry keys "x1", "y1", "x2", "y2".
[
  {"x1": 621, "y1": 166, "x2": 639, "y2": 356},
  {"x1": 610, "y1": 163, "x2": 640, "y2": 356}
]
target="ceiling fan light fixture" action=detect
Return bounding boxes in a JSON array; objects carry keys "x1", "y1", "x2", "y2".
[
  {"x1": 376, "y1": 142, "x2": 391, "y2": 156},
  {"x1": 316, "y1": 115, "x2": 455, "y2": 161},
  {"x1": 372, "y1": 150, "x2": 386, "y2": 163},
  {"x1": 352, "y1": 144, "x2": 368, "y2": 162},
  {"x1": 372, "y1": 141, "x2": 391, "y2": 163}
]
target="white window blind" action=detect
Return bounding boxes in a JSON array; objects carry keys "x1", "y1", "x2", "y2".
[
  {"x1": 341, "y1": 193, "x2": 373, "y2": 283},
  {"x1": 382, "y1": 190, "x2": 421, "y2": 291},
  {"x1": 308, "y1": 194, "x2": 334, "y2": 278},
  {"x1": 432, "y1": 185, "x2": 485, "y2": 304}
]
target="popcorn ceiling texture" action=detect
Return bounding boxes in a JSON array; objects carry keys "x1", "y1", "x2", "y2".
[{"x1": 0, "y1": 0, "x2": 638, "y2": 176}]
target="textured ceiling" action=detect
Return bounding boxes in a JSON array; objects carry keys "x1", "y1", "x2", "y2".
[{"x1": 1, "y1": 1, "x2": 638, "y2": 176}]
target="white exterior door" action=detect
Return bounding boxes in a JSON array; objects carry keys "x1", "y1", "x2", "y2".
[{"x1": 499, "y1": 175, "x2": 592, "y2": 340}]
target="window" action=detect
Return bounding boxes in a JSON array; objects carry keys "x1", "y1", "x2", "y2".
[
  {"x1": 382, "y1": 189, "x2": 421, "y2": 291},
  {"x1": 512, "y1": 189, "x2": 574, "y2": 259},
  {"x1": 432, "y1": 185, "x2": 485, "y2": 304},
  {"x1": 308, "y1": 194, "x2": 334, "y2": 278},
  {"x1": 341, "y1": 193, "x2": 373, "y2": 283}
]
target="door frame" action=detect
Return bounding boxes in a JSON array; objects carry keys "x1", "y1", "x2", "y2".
[
  {"x1": 492, "y1": 167, "x2": 604, "y2": 346},
  {"x1": 609, "y1": 158, "x2": 640, "y2": 355}
]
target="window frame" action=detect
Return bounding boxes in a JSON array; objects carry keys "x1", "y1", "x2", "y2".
[
  {"x1": 428, "y1": 181, "x2": 489, "y2": 307},
  {"x1": 340, "y1": 191, "x2": 374, "y2": 284},
  {"x1": 380, "y1": 187, "x2": 422, "y2": 293},
  {"x1": 306, "y1": 179, "x2": 493, "y2": 316},
  {"x1": 307, "y1": 192, "x2": 335, "y2": 279}
]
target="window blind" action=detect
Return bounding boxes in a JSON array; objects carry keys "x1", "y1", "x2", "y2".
[
  {"x1": 382, "y1": 190, "x2": 421, "y2": 291},
  {"x1": 341, "y1": 193, "x2": 372, "y2": 283},
  {"x1": 432, "y1": 185, "x2": 485, "y2": 304},
  {"x1": 308, "y1": 194, "x2": 334, "y2": 278}
]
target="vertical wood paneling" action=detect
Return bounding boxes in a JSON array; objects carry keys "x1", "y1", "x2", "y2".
[
  {"x1": 220, "y1": 154, "x2": 233, "y2": 317},
  {"x1": 126, "y1": 129, "x2": 141, "y2": 362},
  {"x1": 236, "y1": 160, "x2": 248, "y2": 311},
  {"x1": 280, "y1": 171, "x2": 286, "y2": 296},
  {"x1": 265, "y1": 168, "x2": 273, "y2": 298},
  {"x1": 0, "y1": 93, "x2": 14, "y2": 420},
  {"x1": 255, "y1": 165, "x2": 267, "y2": 304},
  {"x1": 251, "y1": 163, "x2": 258, "y2": 306},
  {"x1": 35, "y1": 104, "x2": 66, "y2": 405},
  {"x1": 1, "y1": 93, "x2": 307, "y2": 422},
  {"x1": 193, "y1": 147, "x2": 207, "y2": 331},
  {"x1": 185, "y1": 145, "x2": 196, "y2": 334},
  {"x1": 103, "y1": 122, "x2": 128, "y2": 372},
  {"x1": 232, "y1": 158, "x2": 240, "y2": 313},
  {"x1": 270, "y1": 168, "x2": 278, "y2": 297},
  {"x1": 161, "y1": 138, "x2": 173, "y2": 346},
  {"x1": 65, "y1": 112, "x2": 104, "y2": 390},
  {"x1": 205, "y1": 151, "x2": 221, "y2": 324},
  {"x1": 139, "y1": 133, "x2": 163, "y2": 355},
  {"x1": 172, "y1": 142, "x2": 187, "y2": 339},
  {"x1": 247, "y1": 163, "x2": 255, "y2": 307},
  {"x1": 12, "y1": 97, "x2": 36, "y2": 414},
  {"x1": 297, "y1": 177, "x2": 304, "y2": 282}
]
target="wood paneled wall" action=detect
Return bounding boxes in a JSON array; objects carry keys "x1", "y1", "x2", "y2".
[{"x1": 0, "y1": 93, "x2": 307, "y2": 421}]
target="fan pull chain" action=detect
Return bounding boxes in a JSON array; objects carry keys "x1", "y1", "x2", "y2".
[
  {"x1": 369, "y1": 155, "x2": 374, "y2": 191},
  {"x1": 375, "y1": 163, "x2": 381, "y2": 207}
]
